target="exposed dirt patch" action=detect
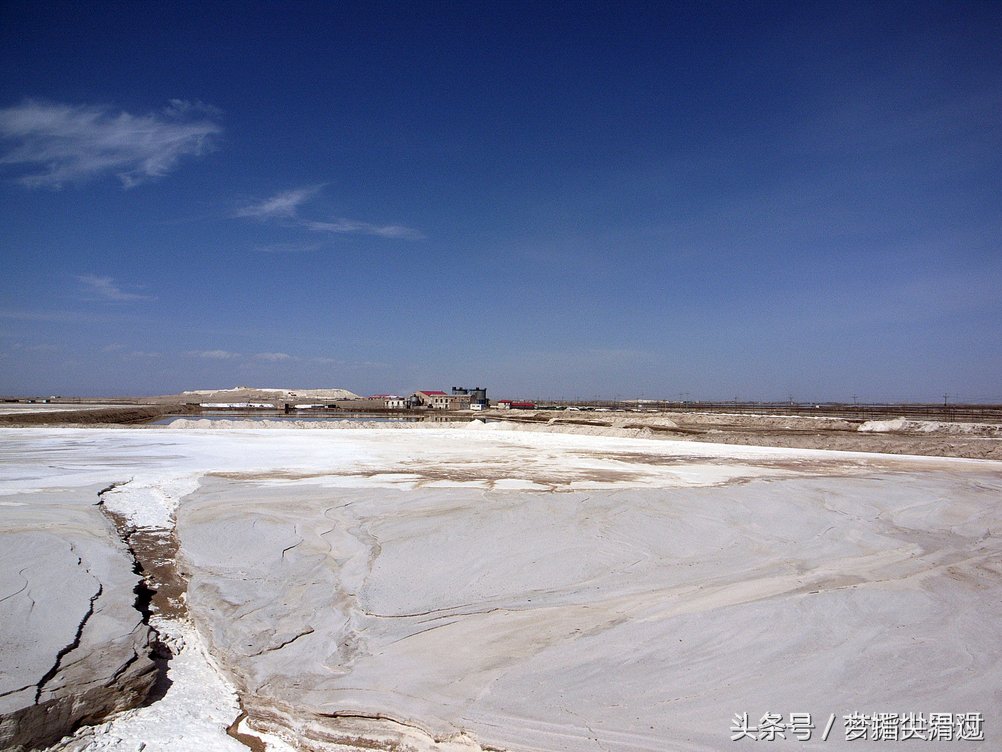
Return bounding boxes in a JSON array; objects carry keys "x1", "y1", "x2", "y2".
[
  {"x1": 98, "y1": 506, "x2": 188, "y2": 621},
  {"x1": 0, "y1": 404, "x2": 192, "y2": 426},
  {"x1": 586, "y1": 451, "x2": 914, "y2": 475},
  {"x1": 95, "y1": 485, "x2": 189, "y2": 722},
  {"x1": 405, "y1": 465, "x2": 648, "y2": 487},
  {"x1": 227, "y1": 702, "x2": 268, "y2": 752},
  {"x1": 208, "y1": 470, "x2": 337, "y2": 482},
  {"x1": 209, "y1": 465, "x2": 650, "y2": 488}
]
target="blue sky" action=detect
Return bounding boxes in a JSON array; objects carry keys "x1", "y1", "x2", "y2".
[{"x1": 1, "y1": 1, "x2": 1000, "y2": 401}]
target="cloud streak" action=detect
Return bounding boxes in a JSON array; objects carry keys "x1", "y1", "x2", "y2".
[
  {"x1": 304, "y1": 219, "x2": 424, "y2": 240},
  {"x1": 78, "y1": 275, "x2": 153, "y2": 302},
  {"x1": 78, "y1": 274, "x2": 154, "y2": 302},
  {"x1": 0, "y1": 99, "x2": 221, "y2": 188},
  {"x1": 185, "y1": 350, "x2": 295, "y2": 361},
  {"x1": 235, "y1": 186, "x2": 321, "y2": 220},
  {"x1": 186, "y1": 349, "x2": 241, "y2": 359},
  {"x1": 236, "y1": 186, "x2": 423, "y2": 241},
  {"x1": 254, "y1": 352, "x2": 293, "y2": 361},
  {"x1": 0, "y1": 308, "x2": 129, "y2": 323},
  {"x1": 254, "y1": 240, "x2": 328, "y2": 254}
]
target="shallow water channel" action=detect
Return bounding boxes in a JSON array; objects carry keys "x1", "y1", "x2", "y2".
[{"x1": 150, "y1": 410, "x2": 473, "y2": 425}]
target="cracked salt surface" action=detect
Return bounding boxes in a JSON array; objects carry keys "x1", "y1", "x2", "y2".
[
  {"x1": 49, "y1": 616, "x2": 279, "y2": 752},
  {"x1": 99, "y1": 476, "x2": 202, "y2": 531},
  {"x1": 3, "y1": 427, "x2": 1002, "y2": 751},
  {"x1": 40, "y1": 475, "x2": 284, "y2": 752}
]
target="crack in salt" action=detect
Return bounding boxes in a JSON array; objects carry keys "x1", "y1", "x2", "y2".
[
  {"x1": 248, "y1": 627, "x2": 315, "y2": 657},
  {"x1": 34, "y1": 583, "x2": 102, "y2": 704}
]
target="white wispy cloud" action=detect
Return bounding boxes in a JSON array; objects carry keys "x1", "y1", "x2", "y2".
[
  {"x1": 0, "y1": 99, "x2": 221, "y2": 188},
  {"x1": 78, "y1": 274, "x2": 154, "y2": 302},
  {"x1": 235, "y1": 186, "x2": 321, "y2": 220},
  {"x1": 103, "y1": 343, "x2": 160, "y2": 358},
  {"x1": 0, "y1": 308, "x2": 125, "y2": 323},
  {"x1": 254, "y1": 240, "x2": 327, "y2": 254},
  {"x1": 163, "y1": 99, "x2": 221, "y2": 119},
  {"x1": 186, "y1": 349, "x2": 241, "y2": 359},
  {"x1": 236, "y1": 186, "x2": 423, "y2": 241},
  {"x1": 304, "y1": 219, "x2": 424, "y2": 240},
  {"x1": 254, "y1": 352, "x2": 293, "y2": 361}
]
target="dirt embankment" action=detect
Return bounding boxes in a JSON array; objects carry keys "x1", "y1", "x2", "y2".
[{"x1": 0, "y1": 404, "x2": 191, "y2": 426}]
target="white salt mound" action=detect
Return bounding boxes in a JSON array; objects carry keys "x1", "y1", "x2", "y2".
[{"x1": 858, "y1": 418, "x2": 1002, "y2": 436}]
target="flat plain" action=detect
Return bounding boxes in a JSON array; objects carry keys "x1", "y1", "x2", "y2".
[{"x1": 1, "y1": 424, "x2": 1000, "y2": 751}]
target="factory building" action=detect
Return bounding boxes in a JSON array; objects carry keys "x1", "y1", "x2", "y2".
[
  {"x1": 451, "y1": 386, "x2": 488, "y2": 409},
  {"x1": 411, "y1": 390, "x2": 471, "y2": 410}
]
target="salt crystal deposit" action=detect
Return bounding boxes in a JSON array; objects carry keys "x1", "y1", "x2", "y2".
[{"x1": 1, "y1": 426, "x2": 1000, "y2": 751}]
